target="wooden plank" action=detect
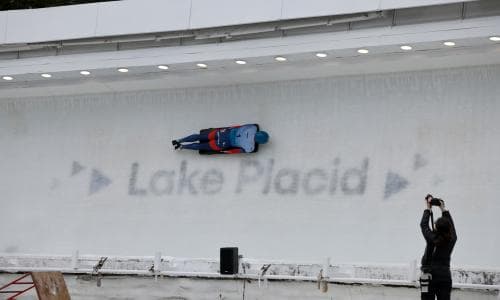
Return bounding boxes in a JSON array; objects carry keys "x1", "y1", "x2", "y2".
[{"x1": 31, "y1": 272, "x2": 70, "y2": 300}]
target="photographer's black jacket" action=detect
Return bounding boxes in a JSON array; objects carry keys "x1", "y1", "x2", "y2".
[{"x1": 420, "y1": 210, "x2": 457, "y2": 274}]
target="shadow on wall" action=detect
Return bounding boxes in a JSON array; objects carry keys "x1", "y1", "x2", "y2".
[{"x1": 0, "y1": 0, "x2": 118, "y2": 11}]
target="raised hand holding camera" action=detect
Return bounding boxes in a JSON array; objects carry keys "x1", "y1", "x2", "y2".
[
  {"x1": 425, "y1": 194, "x2": 432, "y2": 209},
  {"x1": 425, "y1": 194, "x2": 445, "y2": 207}
]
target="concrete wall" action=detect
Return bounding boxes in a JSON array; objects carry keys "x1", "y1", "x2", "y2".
[
  {"x1": 0, "y1": 0, "x2": 475, "y2": 44},
  {"x1": 0, "y1": 274, "x2": 498, "y2": 300},
  {"x1": 1, "y1": 65, "x2": 500, "y2": 270}
]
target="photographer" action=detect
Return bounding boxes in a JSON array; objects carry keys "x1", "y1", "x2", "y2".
[{"x1": 420, "y1": 195, "x2": 457, "y2": 300}]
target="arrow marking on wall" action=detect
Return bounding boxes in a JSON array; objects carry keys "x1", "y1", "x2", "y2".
[
  {"x1": 71, "y1": 161, "x2": 85, "y2": 176},
  {"x1": 89, "y1": 169, "x2": 112, "y2": 195},
  {"x1": 384, "y1": 171, "x2": 409, "y2": 199}
]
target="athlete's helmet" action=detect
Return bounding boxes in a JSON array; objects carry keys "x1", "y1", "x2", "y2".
[{"x1": 255, "y1": 131, "x2": 269, "y2": 144}]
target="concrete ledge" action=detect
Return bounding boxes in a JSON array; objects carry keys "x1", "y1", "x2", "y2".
[
  {"x1": 1, "y1": 254, "x2": 498, "y2": 290},
  {"x1": 1, "y1": 273, "x2": 498, "y2": 300}
]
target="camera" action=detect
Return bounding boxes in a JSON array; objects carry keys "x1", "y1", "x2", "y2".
[
  {"x1": 426, "y1": 194, "x2": 443, "y2": 206},
  {"x1": 420, "y1": 272, "x2": 432, "y2": 293},
  {"x1": 430, "y1": 198, "x2": 443, "y2": 206}
]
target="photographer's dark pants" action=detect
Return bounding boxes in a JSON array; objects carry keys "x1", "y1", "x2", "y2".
[{"x1": 421, "y1": 269, "x2": 452, "y2": 300}]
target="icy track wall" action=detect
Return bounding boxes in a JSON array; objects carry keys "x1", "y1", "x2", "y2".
[{"x1": 1, "y1": 65, "x2": 499, "y2": 269}]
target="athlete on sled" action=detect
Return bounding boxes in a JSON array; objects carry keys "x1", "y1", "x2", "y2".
[{"x1": 172, "y1": 124, "x2": 269, "y2": 154}]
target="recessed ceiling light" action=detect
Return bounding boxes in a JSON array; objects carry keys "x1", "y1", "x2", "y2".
[
  {"x1": 443, "y1": 41, "x2": 456, "y2": 46},
  {"x1": 158, "y1": 65, "x2": 169, "y2": 70},
  {"x1": 80, "y1": 71, "x2": 91, "y2": 76},
  {"x1": 118, "y1": 68, "x2": 129, "y2": 73},
  {"x1": 197, "y1": 63, "x2": 208, "y2": 68},
  {"x1": 235, "y1": 60, "x2": 247, "y2": 65},
  {"x1": 2, "y1": 76, "x2": 13, "y2": 81},
  {"x1": 489, "y1": 36, "x2": 500, "y2": 42},
  {"x1": 316, "y1": 53, "x2": 328, "y2": 58},
  {"x1": 41, "y1": 73, "x2": 52, "y2": 78},
  {"x1": 400, "y1": 45, "x2": 412, "y2": 50},
  {"x1": 357, "y1": 49, "x2": 369, "y2": 54},
  {"x1": 275, "y1": 56, "x2": 287, "y2": 62}
]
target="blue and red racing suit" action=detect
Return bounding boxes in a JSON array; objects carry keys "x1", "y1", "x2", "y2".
[{"x1": 177, "y1": 124, "x2": 258, "y2": 154}]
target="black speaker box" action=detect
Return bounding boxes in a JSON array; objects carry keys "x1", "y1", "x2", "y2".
[{"x1": 220, "y1": 247, "x2": 239, "y2": 274}]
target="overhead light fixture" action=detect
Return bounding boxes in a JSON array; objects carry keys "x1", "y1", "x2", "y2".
[
  {"x1": 158, "y1": 65, "x2": 169, "y2": 70},
  {"x1": 196, "y1": 63, "x2": 208, "y2": 68},
  {"x1": 275, "y1": 56, "x2": 287, "y2": 62},
  {"x1": 489, "y1": 36, "x2": 500, "y2": 42},
  {"x1": 80, "y1": 71, "x2": 91, "y2": 76},
  {"x1": 118, "y1": 68, "x2": 129, "y2": 73},
  {"x1": 41, "y1": 73, "x2": 52, "y2": 78},
  {"x1": 235, "y1": 60, "x2": 247, "y2": 65},
  {"x1": 357, "y1": 49, "x2": 369, "y2": 54},
  {"x1": 400, "y1": 45, "x2": 412, "y2": 50},
  {"x1": 316, "y1": 53, "x2": 328, "y2": 58},
  {"x1": 2, "y1": 76, "x2": 13, "y2": 81},
  {"x1": 443, "y1": 41, "x2": 455, "y2": 46}
]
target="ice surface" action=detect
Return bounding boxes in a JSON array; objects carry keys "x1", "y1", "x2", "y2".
[{"x1": 1, "y1": 65, "x2": 499, "y2": 269}]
